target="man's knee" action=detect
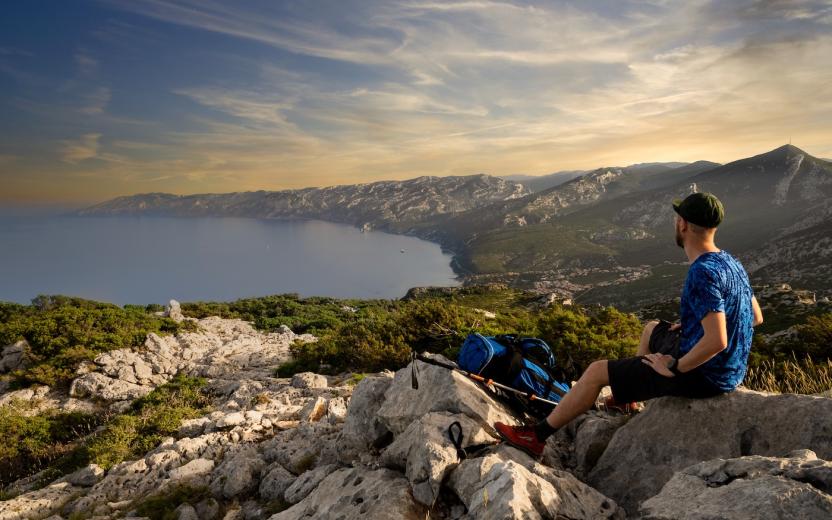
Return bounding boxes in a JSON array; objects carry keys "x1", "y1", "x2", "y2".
[
  {"x1": 584, "y1": 360, "x2": 609, "y2": 385},
  {"x1": 643, "y1": 320, "x2": 659, "y2": 336}
]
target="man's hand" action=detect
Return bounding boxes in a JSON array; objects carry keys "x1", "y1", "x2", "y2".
[
  {"x1": 642, "y1": 353, "x2": 676, "y2": 377},
  {"x1": 669, "y1": 322, "x2": 681, "y2": 331}
]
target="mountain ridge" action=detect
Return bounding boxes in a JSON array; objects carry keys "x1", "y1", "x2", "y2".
[{"x1": 76, "y1": 144, "x2": 832, "y2": 307}]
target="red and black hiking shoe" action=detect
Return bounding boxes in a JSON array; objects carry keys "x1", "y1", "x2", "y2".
[
  {"x1": 494, "y1": 422, "x2": 545, "y2": 458},
  {"x1": 599, "y1": 395, "x2": 640, "y2": 414}
]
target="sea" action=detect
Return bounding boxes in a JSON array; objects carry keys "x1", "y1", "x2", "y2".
[{"x1": 0, "y1": 215, "x2": 460, "y2": 305}]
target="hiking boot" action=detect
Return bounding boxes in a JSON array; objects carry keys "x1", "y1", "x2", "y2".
[{"x1": 494, "y1": 422, "x2": 545, "y2": 458}]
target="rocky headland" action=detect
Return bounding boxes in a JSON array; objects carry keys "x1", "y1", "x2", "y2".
[{"x1": 1, "y1": 301, "x2": 831, "y2": 519}]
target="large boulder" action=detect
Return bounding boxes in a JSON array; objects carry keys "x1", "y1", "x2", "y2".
[
  {"x1": 381, "y1": 411, "x2": 496, "y2": 506},
  {"x1": 589, "y1": 389, "x2": 832, "y2": 514},
  {"x1": 572, "y1": 413, "x2": 629, "y2": 477},
  {"x1": 377, "y1": 357, "x2": 519, "y2": 436},
  {"x1": 448, "y1": 445, "x2": 622, "y2": 519},
  {"x1": 269, "y1": 467, "x2": 426, "y2": 520},
  {"x1": 338, "y1": 372, "x2": 394, "y2": 454},
  {"x1": 640, "y1": 449, "x2": 832, "y2": 519}
]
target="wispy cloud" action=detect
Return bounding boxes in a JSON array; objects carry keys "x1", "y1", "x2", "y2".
[
  {"x1": 4, "y1": 0, "x2": 832, "y2": 203},
  {"x1": 61, "y1": 133, "x2": 103, "y2": 163},
  {"x1": 80, "y1": 86, "x2": 111, "y2": 115}
]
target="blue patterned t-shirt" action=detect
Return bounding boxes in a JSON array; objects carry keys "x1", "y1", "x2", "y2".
[{"x1": 679, "y1": 250, "x2": 754, "y2": 391}]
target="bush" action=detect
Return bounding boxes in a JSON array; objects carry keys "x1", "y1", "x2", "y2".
[
  {"x1": 0, "y1": 402, "x2": 99, "y2": 486},
  {"x1": 82, "y1": 375, "x2": 211, "y2": 470},
  {"x1": 1, "y1": 295, "x2": 189, "y2": 388},
  {"x1": 538, "y1": 305, "x2": 641, "y2": 377},
  {"x1": 180, "y1": 294, "x2": 357, "y2": 335}
]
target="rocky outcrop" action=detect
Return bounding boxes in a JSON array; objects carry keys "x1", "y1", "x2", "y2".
[
  {"x1": 4, "y1": 309, "x2": 832, "y2": 520},
  {"x1": 380, "y1": 411, "x2": 494, "y2": 506},
  {"x1": 377, "y1": 354, "x2": 519, "y2": 436},
  {"x1": 640, "y1": 449, "x2": 832, "y2": 519},
  {"x1": 69, "y1": 317, "x2": 315, "y2": 403},
  {"x1": 449, "y1": 444, "x2": 622, "y2": 519},
  {"x1": 589, "y1": 389, "x2": 832, "y2": 514},
  {"x1": 269, "y1": 467, "x2": 425, "y2": 520}
]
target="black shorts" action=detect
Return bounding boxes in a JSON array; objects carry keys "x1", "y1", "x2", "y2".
[{"x1": 608, "y1": 320, "x2": 723, "y2": 403}]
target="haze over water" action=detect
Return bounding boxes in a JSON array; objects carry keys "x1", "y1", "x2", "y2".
[{"x1": 0, "y1": 216, "x2": 459, "y2": 305}]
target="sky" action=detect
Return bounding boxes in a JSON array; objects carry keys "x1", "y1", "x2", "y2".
[{"x1": 1, "y1": 0, "x2": 831, "y2": 206}]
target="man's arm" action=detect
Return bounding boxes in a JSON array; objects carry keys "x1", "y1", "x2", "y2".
[
  {"x1": 643, "y1": 311, "x2": 727, "y2": 376},
  {"x1": 752, "y1": 296, "x2": 763, "y2": 327},
  {"x1": 676, "y1": 311, "x2": 727, "y2": 373}
]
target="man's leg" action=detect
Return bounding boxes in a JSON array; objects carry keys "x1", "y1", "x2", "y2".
[
  {"x1": 542, "y1": 360, "x2": 609, "y2": 429},
  {"x1": 638, "y1": 320, "x2": 659, "y2": 356},
  {"x1": 494, "y1": 360, "x2": 610, "y2": 457}
]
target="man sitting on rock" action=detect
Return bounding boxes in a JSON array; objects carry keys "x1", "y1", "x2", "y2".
[{"x1": 495, "y1": 192, "x2": 764, "y2": 458}]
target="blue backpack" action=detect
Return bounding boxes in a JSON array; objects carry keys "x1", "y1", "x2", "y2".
[{"x1": 458, "y1": 333, "x2": 570, "y2": 416}]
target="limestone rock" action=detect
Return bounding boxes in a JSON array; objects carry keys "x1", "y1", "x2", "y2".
[
  {"x1": 448, "y1": 445, "x2": 622, "y2": 519},
  {"x1": 210, "y1": 447, "x2": 265, "y2": 499},
  {"x1": 258, "y1": 464, "x2": 296, "y2": 502},
  {"x1": 290, "y1": 372, "x2": 327, "y2": 389},
  {"x1": 65, "y1": 464, "x2": 105, "y2": 487},
  {"x1": 268, "y1": 467, "x2": 425, "y2": 520},
  {"x1": 325, "y1": 396, "x2": 347, "y2": 423},
  {"x1": 69, "y1": 372, "x2": 153, "y2": 401},
  {"x1": 195, "y1": 498, "x2": 221, "y2": 520},
  {"x1": 339, "y1": 372, "x2": 393, "y2": 453},
  {"x1": 298, "y1": 396, "x2": 327, "y2": 423},
  {"x1": 0, "y1": 339, "x2": 27, "y2": 373},
  {"x1": 377, "y1": 356, "x2": 519, "y2": 436},
  {"x1": 381, "y1": 411, "x2": 495, "y2": 506},
  {"x1": 175, "y1": 503, "x2": 200, "y2": 520},
  {"x1": 640, "y1": 450, "x2": 832, "y2": 519},
  {"x1": 589, "y1": 389, "x2": 832, "y2": 514},
  {"x1": 166, "y1": 299, "x2": 184, "y2": 322},
  {"x1": 168, "y1": 458, "x2": 215, "y2": 483},
  {"x1": 0, "y1": 385, "x2": 50, "y2": 409},
  {"x1": 0, "y1": 482, "x2": 82, "y2": 520},
  {"x1": 67, "y1": 318, "x2": 316, "y2": 403},
  {"x1": 572, "y1": 413, "x2": 628, "y2": 477},
  {"x1": 283, "y1": 464, "x2": 336, "y2": 504},
  {"x1": 216, "y1": 412, "x2": 245, "y2": 429}
]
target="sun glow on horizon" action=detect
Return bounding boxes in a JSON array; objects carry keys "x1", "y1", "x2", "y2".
[{"x1": 1, "y1": 1, "x2": 831, "y2": 204}]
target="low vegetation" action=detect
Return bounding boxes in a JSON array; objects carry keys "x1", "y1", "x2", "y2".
[
  {"x1": 0, "y1": 295, "x2": 193, "y2": 388},
  {"x1": 744, "y1": 356, "x2": 832, "y2": 395},
  {"x1": 0, "y1": 375, "x2": 210, "y2": 488}
]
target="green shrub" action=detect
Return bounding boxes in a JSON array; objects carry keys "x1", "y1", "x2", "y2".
[
  {"x1": 1, "y1": 295, "x2": 189, "y2": 388},
  {"x1": 82, "y1": 375, "x2": 210, "y2": 470},
  {"x1": 0, "y1": 402, "x2": 100, "y2": 486},
  {"x1": 180, "y1": 294, "x2": 357, "y2": 335},
  {"x1": 133, "y1": 484, "x2": 210, "y2": 520},
  {"x1": 538, "y1": 305, "x2": 641, "y2": 377}
]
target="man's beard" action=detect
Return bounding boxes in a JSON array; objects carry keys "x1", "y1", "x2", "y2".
[{"x1": 675, "y1": 228, "x2": 684, "y2": 248}]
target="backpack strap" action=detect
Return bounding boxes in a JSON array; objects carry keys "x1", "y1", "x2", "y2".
[{"x1": 447, "y1": 421, "x2": 499, "y2": 461}]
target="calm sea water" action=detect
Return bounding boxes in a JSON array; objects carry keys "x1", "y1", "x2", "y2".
[{"x1": 0, "y1": 216, "x2": 459, "y2": 305}]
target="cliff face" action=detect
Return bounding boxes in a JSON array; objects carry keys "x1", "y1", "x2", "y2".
[{"x1": 77, "y1": 174, "x2": 528, "y2": 235}]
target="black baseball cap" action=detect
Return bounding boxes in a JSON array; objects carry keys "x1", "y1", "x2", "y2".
[{"x1": 672, "y1": 192, "x2": 724, "y2": 228}]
